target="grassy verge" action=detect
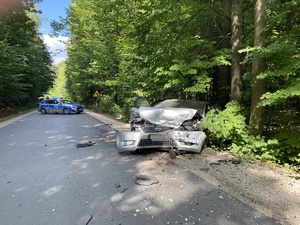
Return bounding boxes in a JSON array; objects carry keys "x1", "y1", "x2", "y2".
[{"x1": 0, "y1": 107, "x2": 35, "y2": 122}]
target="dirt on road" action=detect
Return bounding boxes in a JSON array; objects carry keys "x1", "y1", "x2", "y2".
[{"x1": 147, "y1": 149, "x2": 300, "y2": 225}]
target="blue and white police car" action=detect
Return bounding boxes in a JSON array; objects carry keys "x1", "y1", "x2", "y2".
[{"x1": 37, "y1": 99, "x2": 84, "y2": 114}]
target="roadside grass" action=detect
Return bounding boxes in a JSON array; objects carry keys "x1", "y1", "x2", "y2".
[{"x1": 0, "y1": 107, "x2": 35, "y2": 122}]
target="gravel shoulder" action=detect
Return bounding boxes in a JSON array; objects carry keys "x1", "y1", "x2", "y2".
[
  {"x1": 86, "y1": 110, "x2": 300, "y2": 225},
  {"x1": 0, "y1": 110, "x2": 36, "y2": 129},
  {"x1": 164, "y1": 150, "x2": 300, "y2": 225}
]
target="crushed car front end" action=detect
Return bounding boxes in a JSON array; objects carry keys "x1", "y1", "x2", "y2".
[
  {"x1": 116, "y1": 105, "x2": 207, "y2": 153},
  {"x1": 116, "y1": 129, "x2": 206, "y2": 153}
]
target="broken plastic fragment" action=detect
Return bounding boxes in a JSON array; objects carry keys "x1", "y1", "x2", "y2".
[{"x1": 75, "y1": 141, "x2": 96, "y2": 148}]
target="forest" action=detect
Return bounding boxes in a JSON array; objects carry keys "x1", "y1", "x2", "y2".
[
  {"x1": 0, "y1": 0, "x2": 54, "y2": 108},
  {"x1": 0, "y1": 0, "x2": 299, "y2": 167}
]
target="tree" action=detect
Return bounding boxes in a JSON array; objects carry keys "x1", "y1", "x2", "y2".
[
  {"x1": 257, "y1": 0, "x2": 300, "y2": 108},
  {"x1": 249, "y1": 0, "x2": 267, "y2": 136},
  {"x1": 47, "y1": 62, "x2": 69, "y2": 98},
  {"x1": 0, "y1": 0, "x2": 53, "y2": 108},
  {"x1": 231, "y1": 0, "x2": 242, "y2": 104}
]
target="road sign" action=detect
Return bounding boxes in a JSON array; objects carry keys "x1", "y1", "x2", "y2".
[{"x1": 93, "y1": 91, "x2": 100, "y2": 98}]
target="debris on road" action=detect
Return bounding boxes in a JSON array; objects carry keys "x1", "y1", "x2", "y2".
[
  {"x1": 209, "y1": 159, "x2": 241, "y2": 166},
  {"x1": 77, "y1": 214, "x2": 93, "y2": 225},
  {"x1": 134, "y1": 175, "x2": 159, "y2": 186},
  {"x1": 75, "y1": 141, "x2": 96, "y2": 148},
  {"x1": 169, "y1": 148, "x2": 181, "y2": 159}
]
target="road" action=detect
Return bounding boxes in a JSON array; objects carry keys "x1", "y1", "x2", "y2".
[{"x1": 0, "y1": 111, "x2": 281, "y2": 225}]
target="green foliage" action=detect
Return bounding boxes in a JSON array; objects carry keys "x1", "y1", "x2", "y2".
[
  {"x1": 199, "y1": 102, "x2": 247, "y2": 147},
  {"x1": 266, "y1": 129, "x2": 300, "y2": 164},
  {"x1": 47, "y1": 62, "x2": 70, "y2": 99},
  {"x1": 263, "y1": 109, "x2": 300, "y2": 164},
  {"x1": 64, "y1": 0, "x2": 235, "y2": 107},
  {"x1": 200, "y1": 101, "x2": 300, "y2": 165},
  {"x1": 65, "y1": 0, "x2": 121, "y2": 104},
  {"x1": 157, "y1": 52, "x2": 231, "y2": 94},
  {"x1": 96, "y1": 95, "x2": 122, "y2": 118},
  {"x1": 240, "y1": 1, "x2": 300, "y2": 109},
  {"x1": 259, "y1": 77, "x2": 300, "y2": 106},
  {"x1": 230, "y1": 136, "x2": 279, "y2": 163},
  {"x1": 58, "y1": 0, "x2": 300, "y2": 167},
  {"x1": 0, "y1": 0, "x2": 54, "y2": 108}
]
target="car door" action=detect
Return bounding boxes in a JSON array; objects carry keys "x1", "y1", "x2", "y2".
[
  {"x1": 56, "y1": 100, "x2": 65, "y2": 113},
  {"x1": 44, "y1": 100, "x2": 54, "y2": 113},
  {"x1": 52, "y1": 100, "x2": 62, "y2": 113}
]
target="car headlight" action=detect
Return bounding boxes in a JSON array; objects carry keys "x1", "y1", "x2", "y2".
[
  {"x1": 71, "y1": 106, "x2": 77, "y2": 109},
  {"x1": 121, "y1": 140, "x2": 135, "y2": 146}
]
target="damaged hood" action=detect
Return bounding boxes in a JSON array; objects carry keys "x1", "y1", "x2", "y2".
[{"x1": 138, "y1": 106, "x2": 197, "y2": 128}]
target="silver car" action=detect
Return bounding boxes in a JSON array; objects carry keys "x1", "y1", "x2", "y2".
[{"x1": 116, "y1": 97, "x2": 210, "y2": 154}]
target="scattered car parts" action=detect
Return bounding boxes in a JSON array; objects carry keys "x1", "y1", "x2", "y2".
[{"x1": 76, "y1": 141, "x2": 96, "y2": 148}]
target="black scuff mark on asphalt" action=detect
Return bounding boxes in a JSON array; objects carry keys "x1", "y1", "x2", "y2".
[
  {"x1": 85, "y1": 215, "x2": 92, "y2": 225},
  {"x1": 120, "y1": 188, "x2": 128, "y2": 193}
]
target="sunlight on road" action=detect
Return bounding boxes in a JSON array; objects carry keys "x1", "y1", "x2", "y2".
[
  {"x1": 71, "y1": 153, "x2": 103, "y2": 169},
  {"x1": 44, "y1": 185, "x2": 62, "y2": 197}
]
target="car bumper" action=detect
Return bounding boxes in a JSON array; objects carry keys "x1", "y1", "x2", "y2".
[
  {"x1": 116, "y1": 130, "x2": 206, "y2": 153},
  {"x1": 71, "y1": 108, "x2": 84, "y2": 113}
]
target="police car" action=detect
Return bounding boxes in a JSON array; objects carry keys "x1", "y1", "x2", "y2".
[{"x1": 37, "y1": 99, "x2": 84, "y2": 114}]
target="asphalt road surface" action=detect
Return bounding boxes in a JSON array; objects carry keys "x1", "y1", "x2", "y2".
[{"x1": 0, "y1": 111, "x2": 281, "y2": 225}]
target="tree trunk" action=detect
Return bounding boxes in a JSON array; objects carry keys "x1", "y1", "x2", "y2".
[
  {"x1": 231, "y1": 0, "x2": 242, "y2": 104},
  {"x1": 217, "y1": 0, "x2": 231, "y2": 108},
  {"x1": 249, "y1": 0, "x2": 267, "y2": 136}
]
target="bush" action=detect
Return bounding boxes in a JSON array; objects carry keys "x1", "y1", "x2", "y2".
[
  {"x1": 91, "y1": 95, "x2": 133, "y2": 122},
  {"x1": 264, "y1": 109, "x2": 300, "y2": 165},
  {"x1": 97, "y1": 95, "x2": 122, "y2": 117},
  {"x1": 199, "y1": 101, "x2": 280, "y2": 162},
  {"x1": 266, "y1": 129, "x2": 300, "y2": 164},
  {"x1": 199, "y1": 101, "x2": 248, "y2": 147}
]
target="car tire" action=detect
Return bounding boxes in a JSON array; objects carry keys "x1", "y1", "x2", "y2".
[
  {"x1": 41, "y1": 108, "x2": 47, "y2": 114},
  {"x1": 63, "y1": 108, "x2": 69, "y2": 115}
]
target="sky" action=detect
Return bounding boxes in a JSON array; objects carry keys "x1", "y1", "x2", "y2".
[{"x1": 37, "y1": 0, "x2": 70, "y2": 64}]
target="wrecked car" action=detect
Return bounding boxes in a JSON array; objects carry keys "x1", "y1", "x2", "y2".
[{"x1": 116, "y1": 97, "x2": 211, "y2": 154}]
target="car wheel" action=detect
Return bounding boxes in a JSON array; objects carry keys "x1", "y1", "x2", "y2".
[
  {"x1": 63, "y1": 108, "x2": 69, "y2": 115},
  {"x1": 41, "y1": 108, "x2": 47, "y2": 114}
]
